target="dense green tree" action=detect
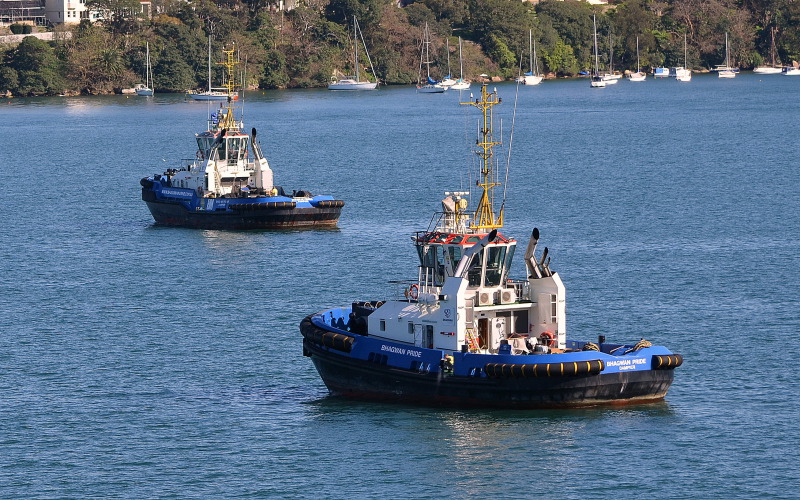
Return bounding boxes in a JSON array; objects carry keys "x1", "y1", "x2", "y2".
[
  {"x1": 535, "y1": 0, "x2": 595, "y2": 70},
  {"x1": 542, "y1": 38, "x2": 579, "y2": 75},
  {"x1": 0, "y1": 66, "x2": 19, "y2": 94},
  {"x1": 610, "y1": 0, "x2": 658, "y2": 70},
  {"x1": 11, "y1": 37, "x2": 65, "y2": 95},
  {"x1": 325, "y1": 0, "x2": 384, "y2": 28},
  {"x1": 86, "y1": 0, "x2": 145, "y2": 34}
]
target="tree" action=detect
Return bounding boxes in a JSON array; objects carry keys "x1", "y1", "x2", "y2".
[
  {"x1": 11, "y1": 37, "x2": 65, "y2": 95},
  {"x1": 542, "y1": 38, "x2": 579, "y2": 75},
  {"x1": 86, "y1": 0, "x2": 145, "y2": 34}
]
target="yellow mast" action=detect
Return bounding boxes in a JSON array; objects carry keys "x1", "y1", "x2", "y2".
[
  {"x1": 218, "y1": 45, "x2": 238, "y2": 131},
  {"x1": 460, "y1": 83, "x2": 503, "y2": 230}
]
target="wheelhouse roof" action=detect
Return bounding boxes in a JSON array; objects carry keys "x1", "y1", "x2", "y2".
[{"x1": 416, "y1": 231, "x2": 513, "y2": 245}]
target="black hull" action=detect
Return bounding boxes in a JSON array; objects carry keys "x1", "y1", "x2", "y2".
[
  {"x1": 303, "y1": 340, "x2": 675, "y2": 409},
  {"x1": 143, "y1": 199, "x2": 341, "y2": 230}
]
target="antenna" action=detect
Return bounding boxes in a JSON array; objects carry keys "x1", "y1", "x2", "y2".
[{"x1": 460, "y1": 83, "x2": 503, "y2": 230}]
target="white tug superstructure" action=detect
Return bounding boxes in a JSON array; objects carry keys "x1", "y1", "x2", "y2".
[
  {"x1": 368, "y1": 85, "x2": 564, "y2": 355},
  {"x1": 169, "y1": 47, "x2": 274, "y2": 198}
]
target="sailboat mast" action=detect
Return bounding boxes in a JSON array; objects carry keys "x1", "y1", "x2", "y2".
[
  {"x1": 725, "y1": 32, "x2": 729, "y2": 67},
  {"x1": 353, "y1": 16, "x2": 359, "y2": 82},
  {"x1": 459, "y1": 37, "x2": 464, "y2": 78},
  {"x1": 684, "y1": 33, "x2": 687, "y2": 67},
  {"x1": 528, "y1": 29, "x2": 533, "y2": 73},
  {"x1": 593, "y1": 15, "x2": 599, "y2": 76},
  {"x1": 425, "y1": 23, "x2": 432, "y2": 79},
  {"x1": 636, "y1": 36, "x2": 640, "y2": 72},
  {"x1": 446, "y1": 37, "x2": 451, "y2": 78},
  {"x1": 207, "y1": 36, "x2": 212, "y2": 92}
]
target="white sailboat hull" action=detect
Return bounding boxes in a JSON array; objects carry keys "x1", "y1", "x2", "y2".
[
  {"x1": 628, "y1": 72, "x2": 646, "y2": 82},
  {"x1": 450, "y1": 80, "x2": 471, "y2": 90},
  {"x1": 516, "y1": 75, "x2": 543, "y2": 85},
  {"x1": 188, "y1": 91, "x2": 238, "y2": 101},
  {"x1": 417, "y1": 84, "x2": 448, "y2": 93},
  {"x1": 328, "y1": 80, "x2": 378, "y2": 90},
  {"x1": 754, "y1": 67, "x2": 783, "y2": 74},
  {"x1": 718, "y1": 70, "x2": 736, "y2": 78}
]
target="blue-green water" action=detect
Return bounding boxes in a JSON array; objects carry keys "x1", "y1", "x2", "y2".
[{"x1": 2, "y1": 74, "x2": 799, "y2": 498}]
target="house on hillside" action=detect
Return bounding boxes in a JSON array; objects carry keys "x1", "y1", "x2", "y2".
[
  {"x1": 0, "y1": 0, "x2": 46, "y2": 25},
  {"x1": 1, "y1": 0, "x2": 151, "y2": 26}
]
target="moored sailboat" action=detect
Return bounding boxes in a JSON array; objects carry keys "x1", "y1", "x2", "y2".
[
  {"x1": 590, "y1": 15, "x2": 606, "y2": 88},
  {"x1": 142, "y1": 45, "x2": 343, "y2": 230},
  {"x1": 676, "y1": 34, "x2": 692, "y2": 82},
  {"x1": 134, "y1": 42, "x2": 154, "y2": 96},
  {"x1": 449, "y1": 37, "x2": 471, "y2": 90},
  {"x1": 300, "y1": 83, "x2": 682, "y2": 408},
  {"x1": 754, "y1": 27, "x2": 782, "y2": 74},
  {"x1": 328, "y1": 16, "x2": 378, "y2": 90},
  {"x1": 717, "y1": 33, "x2": 737, "y2": 78},
  {"x1": 516, "y1": 30, "x2": 543, "y2": 85},
  {"x1": 187, "y1": 36, "x2": 239, "y2": 101},
  {"x1": 628, "y1": 36, "x2": 646, "y2": 81},
  {"x1": 417, "y1": 23, "x2": 447, "y2": 93}
]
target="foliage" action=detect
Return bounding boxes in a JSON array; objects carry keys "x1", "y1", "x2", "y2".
[
  {"x1": 542, "y1": 39, "x2": 579, "y2": 76},
  {"x1": 86, "y1": 0, "x2": 145, "y2": 34},
  {"x1": 6, "y1": 0, "x2": 800, "y2": 95}
]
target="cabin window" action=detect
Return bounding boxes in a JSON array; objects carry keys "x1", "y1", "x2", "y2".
[
  {"x1": 503, "y1": 246, "x2": 516, "y2": 282},
  {"x1": 416, "y1": 244, "x2": 446, "y2": 285},
  {"x1": 425, "y1": 325, "x2": 434, "y2": 348},
  {"x1": 227, "y1": 137, "x2": 246, "y2": 159},
  {"x1": 446, "y1": 245, "x2": 463, "y2": 276},
  {"x1": 408, "y1": 322, "x2": 414, "y2": 334},
  {"x1": 550, "y1": 294, "x2": 558, "y2": 323},
  {"x1": 467, "y1": 249, "x2": 484, "y2": 287},
  {"x1": 379, "y1": 320, "x2": 386, "y2": 331},
  {"x1": 484, "y1": 246, "x2": 507, "y2": 287}
]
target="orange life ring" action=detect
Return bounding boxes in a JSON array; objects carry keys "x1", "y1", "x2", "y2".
[
  {"x1": 408, "y1": 284, "x2": 419, "y2": 300},
  {"x1": 539, "y1": 331, "x2": 556, "y2": 347}
]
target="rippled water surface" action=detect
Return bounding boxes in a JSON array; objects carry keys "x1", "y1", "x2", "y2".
[{"x1": 2, "y1": 74, "x2": 799, "y2": 498}]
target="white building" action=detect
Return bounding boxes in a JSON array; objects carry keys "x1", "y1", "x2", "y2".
[
  {"x1": 44, "y1": 0, "x2": 98, "y2": 24},
  {"x1": 43, "y1": 0, "x2": 150, "y2": 25}
]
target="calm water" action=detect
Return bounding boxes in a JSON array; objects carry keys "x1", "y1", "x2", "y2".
[{"x1": 2, "y1": 74, "x2": 799, "y2": 498}]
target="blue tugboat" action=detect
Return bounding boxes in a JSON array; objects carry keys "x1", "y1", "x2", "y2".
[
  {"x1": 141, "y1": 46, "x2": 343, "y2": 230},
  {"x1": 300, "y1": 84, "x2": 682, "y2": 408}
]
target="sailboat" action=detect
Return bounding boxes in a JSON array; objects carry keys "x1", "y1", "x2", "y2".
[
  {"x1": 516, "y1": 30, "x2": 543, "y2": 85},
  {"x1": 676, "y1": 34, "x2": 692, "y2": 82},
  {"x1": 417, "y1": 23, "x2": 447, "y2": 93},
  {"x1": 754, "y1": 27, "x2": 782, "y2": 74},
  {"x1": 717, "y1": 33, "x2": 737, "y2": 78},
  {"x1": 187, "y1": 36, "x2": 239, "y2": 101},
  {"x1": 328, "y1": 16, "x2": 378, "y2": 90},
  {"x1": 628, "y1": 36, "x2": 646, "y2": 81},
  {"x1": 439, "y1": 38, "x2": 457, "y2": 87},
  {"x1": 601, "y1": 33, "x2": 620, "y2": 84},
  {"x1": 134, "y1": 42, "x2": 154, "y2": 96},
  {"x1": 590, "y1": 15, "x2": 606, "y2": 88},
  {"x1": 450, "y1": 37, "x2": 471, "y2": 90}
]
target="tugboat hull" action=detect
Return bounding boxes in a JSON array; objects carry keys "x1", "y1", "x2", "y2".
[
  {"x1": 301, "y1": 315, "x2": 680, "y2": 409},
  {"x1": 141, "y1": 186, "x2": 342, "y2": 230},
  {"x1": 143, "y1": 199, "x2": 342, "y2": 230}
]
